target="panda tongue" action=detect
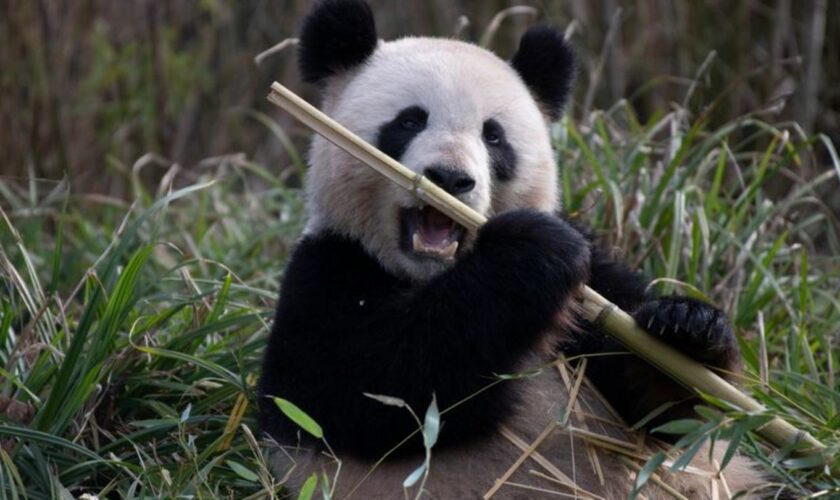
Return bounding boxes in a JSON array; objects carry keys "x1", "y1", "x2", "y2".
[{"x1": 419, "y1": 206, "x2": 454, "y2": 247}]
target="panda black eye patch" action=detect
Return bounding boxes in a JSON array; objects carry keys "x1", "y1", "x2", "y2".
[
  {"x1": 483, "y1": 119, "x2": 517, "y2": 182},
  {"x1": 376, "y1": 106, "x2": 428, "y2": 161}
]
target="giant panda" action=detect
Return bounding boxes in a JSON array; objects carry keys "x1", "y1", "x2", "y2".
[{"x1": 258, "y1": 1, "x2": 767, "y2": 498}]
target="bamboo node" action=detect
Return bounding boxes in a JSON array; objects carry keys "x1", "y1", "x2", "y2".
[
  {"x1": 410, "y1": 172, "x2": 425, "y2": 197},
  {"x1": 593, "y1": 304, "x2": 617, "y2": 328}
]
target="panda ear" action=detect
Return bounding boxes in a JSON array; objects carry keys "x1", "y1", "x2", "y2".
[
  {"x1": 298, "y1": 0, "x2": 378, "y2": 85},
  {"x1": 511, "y1": 26, "x2": 576, "y2": 120}
]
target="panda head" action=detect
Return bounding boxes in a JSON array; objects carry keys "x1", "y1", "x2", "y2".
[{"x1": 299, "y1": 0, "x2": 576, "y2": 281}]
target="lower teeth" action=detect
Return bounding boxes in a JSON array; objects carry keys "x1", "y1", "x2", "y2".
[{"x1": 412, "y1": 232, "x2": 459, "y2": 259}]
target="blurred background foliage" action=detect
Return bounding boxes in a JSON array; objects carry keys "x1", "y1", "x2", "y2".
[{"x1": 1, "y1": 0, "x2": 838, "y2": 201}]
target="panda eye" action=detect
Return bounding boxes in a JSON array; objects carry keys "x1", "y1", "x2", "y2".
[
  {"x1": 401, "y1": 117, "x2": 423, "y2": 130},
  {"x1": 483, "y1": 120, "x2": 505, "y2": 147},
  {"x1": 395, "y1": 106, "x2": 428, "y2": 132}
]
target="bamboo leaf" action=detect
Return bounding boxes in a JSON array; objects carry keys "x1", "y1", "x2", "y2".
[
  {"x1": 226, "y1": 460, "x2": 259, "y2": 482},
  {"x1": 321, "y1": 472, "x2": 333, "y2": 499},
  {"x1": 629, "y1": 451, "x2": 666, "y2": 498},
  {"x1": 720, "y1": 425, "x2": 748, "y2": 471},
  {"x1": 631, "y1": 402, "x2": 677, "y2": 431},
  {"x1": 402, "y1": 463, "x2": 426, "y2": 488},
  {"x1": 652, "y1": 419, "x2": 702, "y2": 435},
  {"x1": 206, "y1": 272, "x2": 233, "y2": 325},
  {"x1": 782, "y1": 453, "x2": 830, "y2": 470},
  {"x1": 297, "y1": 473, "x2": 318, "y2": 500},
  {"x1": 272, "y1": 397, "x2": 323, "y2": 439},
  {"x1": 423, "y1": 395, "x2": 440, "y2": 449},
  {"x1": 671, "y1": 436, "x2": 708, "y2": 471},
  {"x1": 363, "y1": 393, "x2": 407, "y2": 408},
  {"x1": 180, "y1": 404, "x2": 192, "y2": 423}
]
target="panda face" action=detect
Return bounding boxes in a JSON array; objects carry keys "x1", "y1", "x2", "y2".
[
  {"x1": 305, "y1": 38, "x2": 560, "y2": 280},
  {"x1": 296, "y1": 0, "x2": 575, "y2": 281}
]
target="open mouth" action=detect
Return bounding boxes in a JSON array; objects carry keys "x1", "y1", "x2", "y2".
[{"x1": 399, "y1": 205, "x2": 466, "y2": 260}]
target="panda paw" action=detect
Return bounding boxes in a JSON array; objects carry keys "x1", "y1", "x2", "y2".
[
  {"x1": 476, "y1": 209, "x2": 590, "y2": 291},
  {"x1": 633, "y1": 296, "x2": 740, "y2": 371}
]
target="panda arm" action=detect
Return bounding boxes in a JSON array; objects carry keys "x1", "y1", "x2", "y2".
[
  {"x1": 564, "y1": 230, "x2": 742, "y2": 431},
  {"x1": 259, "y1": 210, "x2": 589, "y2": 458}
]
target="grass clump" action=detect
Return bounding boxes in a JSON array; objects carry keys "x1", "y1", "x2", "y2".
[
  {"x1": 0, "y1": 160, "x2": 304, "y2": 498},
  {"x1": 1, "y1": 98, "x2": 839, "y2": 498},
  {"x1": 558, "y1": 99, "x2": 840, "y2": 494}
]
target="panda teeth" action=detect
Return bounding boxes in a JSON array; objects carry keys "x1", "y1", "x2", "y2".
[
  {"x1": 411, "y1": 232, "x2": 459, "y2": 260},
  {"x1": 440, "y1": 240, "x2": 459, "y2": 259}
]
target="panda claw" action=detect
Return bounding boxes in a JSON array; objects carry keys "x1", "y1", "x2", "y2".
[{"x1": 633, "y1": 297, "x2": 739, "y2": 370}]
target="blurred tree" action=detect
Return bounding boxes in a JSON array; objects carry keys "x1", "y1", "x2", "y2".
[{"x1": 0, "y1": 0, "x2": 837, "y2": 197}]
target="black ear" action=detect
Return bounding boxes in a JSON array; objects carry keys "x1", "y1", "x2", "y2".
[
  {"x1": 298, "y1": 0, "x2": 378, "y2": 84},
  {"x1": 511, "y1": 26, "x2": 576, "y2": 120}
]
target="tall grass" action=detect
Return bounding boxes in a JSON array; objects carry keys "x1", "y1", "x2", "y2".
[
  {"x1": 1, "y1": 93, "x2": 839, "y2": 497},
  {"x1": 558, "y1": 96, "x2": 840, "y2": 495},
  {"x1": 0, "y1": 158, "x2": 305, "y2": 497}
]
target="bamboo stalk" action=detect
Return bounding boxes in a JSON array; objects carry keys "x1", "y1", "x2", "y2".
[{"x1": 266, "y1": 81, "x2": 827, "y2": 461}]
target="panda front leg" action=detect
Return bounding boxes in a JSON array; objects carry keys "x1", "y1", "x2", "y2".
[{"x1": 564, "y1": 240, "x2": 742, "y2": 431}]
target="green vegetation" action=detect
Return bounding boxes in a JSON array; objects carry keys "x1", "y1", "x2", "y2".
[
  {"x1": 558, "y1": 102, "x2": 840, "y2": 497},
  {"x1": 0, "y1": 159, "x2": 305, "y2": 497},
  {"x1": 2, "y1": 88, "x2": 839, "y2": 497}
]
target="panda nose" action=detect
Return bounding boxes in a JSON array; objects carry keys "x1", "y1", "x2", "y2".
[{"x1": 423, "y1": 166, "x2": 476, "y2": 195}]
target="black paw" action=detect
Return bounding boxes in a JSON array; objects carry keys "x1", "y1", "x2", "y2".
[
  {"x1": 633, "y1": 297, "x2": 740, "y2": 371},
  {"x1": 476, "y1": 209, "x2": 590, "y2": 289}
]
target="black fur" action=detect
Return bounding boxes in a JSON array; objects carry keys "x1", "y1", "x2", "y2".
[
  {"x1": 298, "y1": 0, "x2": 378, "y2": 84},
  {"x1": 483, "y1": 119, "x2": 518, "y2": 181},
  {"x1": 511, "y1": 26, "x2": 576, "y2": 120},
  {"x1": 258, "y1": 209, "x2": 590, "y2": 458},
  {"x1": 376, "y1": 106, "x2": 428, "y2": 161}
]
